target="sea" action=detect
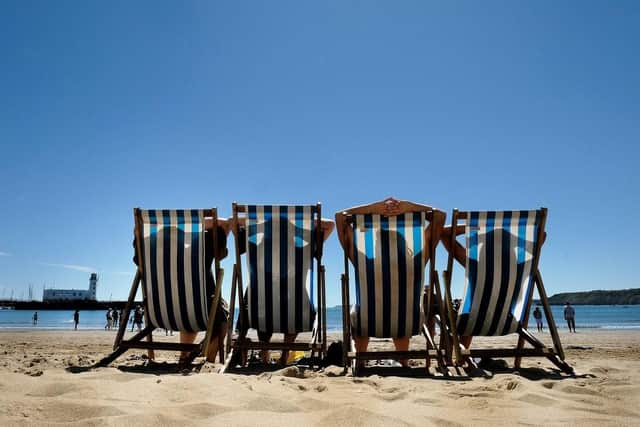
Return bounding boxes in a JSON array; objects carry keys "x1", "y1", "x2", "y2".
[{"x1": 1, "y1": 305, "x2": 639, "y2": 332}]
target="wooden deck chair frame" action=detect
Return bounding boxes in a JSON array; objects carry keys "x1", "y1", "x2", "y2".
[
  {"x1": 337, "y1": 198, "x2": 450, "y2": 375},
  {"x1": 223, "y1": 202, "x2": 327, "y2": 371},
  {"x1": 442, "y1": 207, "x2": 573, "y2": 374},
  {"x1": 98, "y1": 208, "x2": 225, "y2": 367}
]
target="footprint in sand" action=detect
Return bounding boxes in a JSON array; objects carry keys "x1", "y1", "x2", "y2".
[
  {"x1": 316, "y1": 407, "x2": 412, "y2": 427},
  {"x1": 518, "y1": 393, "x2": 557, "y2": 407},
  {"x1": 26, "y1": 382, "x2": 78, "y2": 398},
  {"x1": 32, "y1": 401, "x2": 124, "y2": 423},
  {"x1": 180, "y1": 403, "x2": 230, "y2": 419},
  {"x1": 567, "y1": 405, "x2": 640, "y2": 418},
  {"x1": 495, "y1": 378, "x2": 520, "y2": 391},
  {"x1": 242, "y1": 396, "x2": 301, "y2": 413},
  {"x1": 559, "y1": 384, "x2": 603, "y2": 397},
  {"x1": 413, "y1": 397, "x2": 440, "y2": 406},
  {"x1": 315, "y1": 384, "x2": 327, "y2": 392},
  {"x1": 374, "y1": 386, "x2": 409, "y2": 402},
  {"x1": 426, "y1": 417, "x2": 465, "y2": 427}
]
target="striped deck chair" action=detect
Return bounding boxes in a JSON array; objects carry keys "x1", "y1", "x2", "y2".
[
  {"x1": 99, "y1": 208, "x2": 226, "y2": 367},
  {"x1": 442, "y1": 208, "x2": 573, "y2": 374},
  {"x1": 223, "y1": 203, "x2": 327, "y2": 371},
  {"x1": 337, "y1": 198, "x2": 448, "y2": 375}
]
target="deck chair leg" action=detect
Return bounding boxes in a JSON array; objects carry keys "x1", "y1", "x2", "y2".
[
  {"x1": 515, "y1": 264, "x2": 539, "y2": 369},
  {"x1": 349, "y1": 338, "x2": 358, "y2": 376},
  {"x1": 203, "y1": 268, "x2": 224, "y2": 362},
  {"x1": 218, "y1": 336, "x2": 225, "y2": 364},
  {"x1": 341, "y1": 273, "x2": 350, "y2": 371},
  {"x1": 96, "y1": 326, "x2": 154, "y2": 367},
  {"x1": 432, "y1": 273, "x2": 451, "y2": 369},
  {"x1": 535, "y1": 270, "x2": 566, "y2": 360},
  {"x1": 146, "y1": 330, "x2": 155, "y2": 360},
  {"x1": 226, "y1": 265, "x2": 238, "y2": 356},
  {"x1": 138, "y1": 296, "x2": 155, "y2": 360},
  {"x1": 442, "y1": 269, "x2": 462, "y2": 365},
  {"x1": 96, "y1": 346, "x2": 129, "y2": 368},
  {"x1": 423, "y1": 280, "x2": 433, "y2": 370},
  {"x1": 321, "y1": 265, "x2": 327, "y2": 357},
  {"x1": 517, "y1": 328, "x2": 571, "y2": 373},
  {"x1": 114, "y1": 271, "x2": 141, "y2": 350}
]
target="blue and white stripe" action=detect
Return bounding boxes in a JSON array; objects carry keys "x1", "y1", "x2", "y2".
[
  {"x1": 245, "y1": 205, "x2": 317, "y2": 334},
  {"x1": 352, "y1": 212, "x2": 426, "y2": 338},
  {"x1": 138, "y1": 209, "x2": 213, "y2": 332},
  {"x1": 457, "y1": 210, "x2": 541, "y2": 336}
]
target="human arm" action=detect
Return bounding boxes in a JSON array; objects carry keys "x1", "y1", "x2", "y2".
[
  {"x1": 423, "y1": 207, "x2": 446, "y2": 264},
  {"x1": 320, "y1": 218, "x2": 335, "y2": 241},
  {"x1": 334, "y1": 210, "x2": 354, "y2": 263},
  {"x1": 440, "y1": 224, "x2": 466, "y2": 265}
]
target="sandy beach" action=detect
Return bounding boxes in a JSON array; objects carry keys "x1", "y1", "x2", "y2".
[{"x1": 0, "y1": 329, "x2": 638, "y2": 426}]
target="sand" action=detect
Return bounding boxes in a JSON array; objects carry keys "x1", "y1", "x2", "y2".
[{"x1": 1, "y1": 329, "x2": 639, "y2": 426}]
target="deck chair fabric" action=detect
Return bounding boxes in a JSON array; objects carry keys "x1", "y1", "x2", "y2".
[
  {"x1": 351, "y1": 212, "x2": 426, "y2": 338},
  {"x1": 337, "y1": 199, "x2": 450, "y2": 375},
  {"x1": 98, "y1": 207, "x2": 225, "y2": 368},
  {"x1": 457, "y1": 210, "x2": 541, "y2": 337},
  {"x1": 244, "y1": 205, "x2": 317, "y2": 334},
  {"x1": 224, "y1": 203, "x2": 327, "y2": 372},
  {"x1": 138, "y1": 209, "x2": 215, "y2": 333},
  {"x1": 443, "y1": 207, "x2": 572, "y2": 374}
]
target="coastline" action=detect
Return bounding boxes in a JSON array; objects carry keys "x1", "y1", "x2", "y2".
[{"x1": 1, "y1": 329, "x2": 639, "y2": 426}]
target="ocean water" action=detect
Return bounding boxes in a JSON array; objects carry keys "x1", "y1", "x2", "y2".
[{"x1": 1, "y1": 305, "x2": 639, "y2": 331}]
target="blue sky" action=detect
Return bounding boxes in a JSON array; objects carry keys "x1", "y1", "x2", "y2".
[{"x1": 1, "y1": 1, "x2": 638, "y2": 306}]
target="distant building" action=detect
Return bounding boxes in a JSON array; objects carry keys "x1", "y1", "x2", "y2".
[{"x1": 42, "y1": 273, "x2": 98, "y2": 302}]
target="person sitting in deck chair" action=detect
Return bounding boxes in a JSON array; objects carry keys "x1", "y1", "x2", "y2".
[
  {"x1": 335, "y1": 197, "x2": 446, "y2": 369},
  {"x1": 234, "y1": 214, "x2": 335, "y2": 365},
  {"x1": 132, "y1": 217, "x2": 231, "y2": 363}
]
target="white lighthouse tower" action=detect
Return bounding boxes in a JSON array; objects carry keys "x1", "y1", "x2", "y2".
[{"x1": 88, "y1": 273, "x2": 98, "y2": 300}]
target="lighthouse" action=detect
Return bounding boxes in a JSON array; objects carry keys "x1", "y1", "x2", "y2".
[
  {"x1": 42, "y1": 273, "x2": 98, "y2": 302},
  {"x1": 89, "y1": 273, "x2": 98, "y2": 300}
]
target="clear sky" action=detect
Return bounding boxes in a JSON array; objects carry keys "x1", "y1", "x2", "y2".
[{"x1": 1, "y1": 1, "x2": 638, "y2": 306}]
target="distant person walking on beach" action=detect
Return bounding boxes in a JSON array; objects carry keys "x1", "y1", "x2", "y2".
[
  {"x1": 32, "y1": 311, "x2": 38, "y2": 326},
  {"x1": 73, "y1": 310, "x2": 80, "y2": 330},
  {"x1": 533, "y1": 306, "x2": 543, "y2": 332},
  {"x1": 112, "y1": 309, "x2": 119, "y2": 328},
  {"x1": 131, "y1": 305, "x2": 144, "y2": 332},
  {"x1": 564, "y1": 302, "x2": 576, "y2": 333},
  {"x1": 105, "y1": 308, "x2": 113, "y2": 330}
]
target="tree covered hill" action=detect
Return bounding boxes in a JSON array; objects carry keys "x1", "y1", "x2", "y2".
[{"x1": 547, "y1": 288, "x2": 640, "y2": 305}]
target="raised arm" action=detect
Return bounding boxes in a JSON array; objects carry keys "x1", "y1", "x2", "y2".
[
  {"x1": 335, "y1": 210, "x2": 354, "y2": 263},
  {"x1": 440, "y1": 224, "x2": 466, "y2": 265},
  {"x1": 319, "y1": 219, "x2": 335, "y2": 241},
  {"x1": 423, "y1": 208, "x2": 446, "y2": 264},
  {"x1": 336, "y1": 197, "x2": 445, "y2": 265}
]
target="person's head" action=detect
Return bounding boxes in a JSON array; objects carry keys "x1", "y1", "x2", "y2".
[{"x1": 565, "y1": 302, "x2": 570, "y2": 306}]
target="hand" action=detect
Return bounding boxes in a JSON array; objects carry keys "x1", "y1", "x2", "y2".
[{"x1": 382, "y1": 197, "x2": 401, "y2": 216}]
